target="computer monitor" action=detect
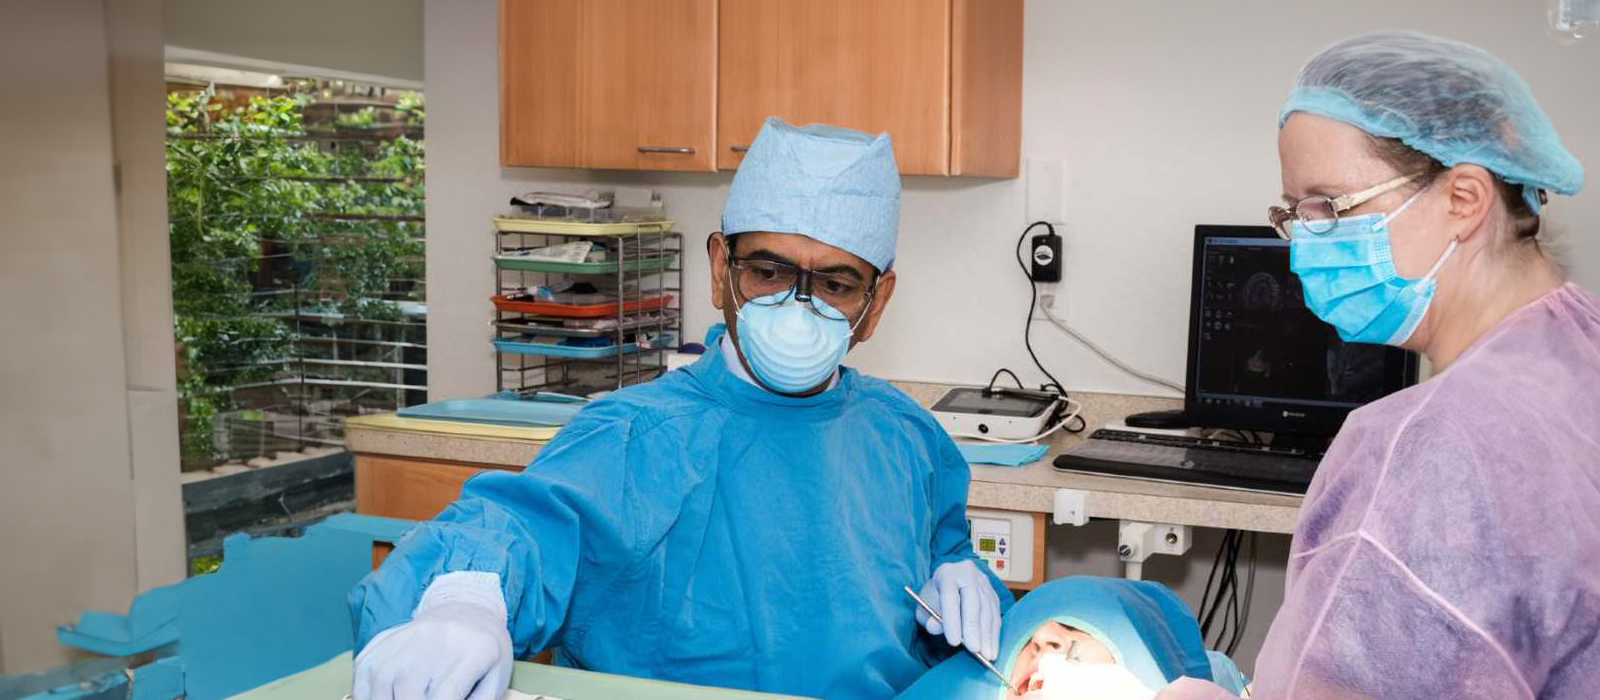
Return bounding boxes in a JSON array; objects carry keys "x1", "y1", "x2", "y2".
[{"x1": 1183, "y1": 225, "x2": 1418, "y2": 439}]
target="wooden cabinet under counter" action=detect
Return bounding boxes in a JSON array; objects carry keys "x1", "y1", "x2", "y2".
[{"x1": 346, "y1": 414, "x2": 548, "y2": 521}]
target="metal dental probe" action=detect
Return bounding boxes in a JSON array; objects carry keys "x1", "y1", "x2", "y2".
[{"x1": 903, "y1": 585, "x2": 1018, "y2": 694}]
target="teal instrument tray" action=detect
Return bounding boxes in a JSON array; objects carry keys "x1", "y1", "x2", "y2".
[
  {"x1": 493, "y1": 253, "x2": 678, "y2": 275},
  {"x1": 492, "y1": 335, "x2": 673, "y2": 360},
  {"x1": 397, "y1": 397, "x2": 586, "y2": 427}
]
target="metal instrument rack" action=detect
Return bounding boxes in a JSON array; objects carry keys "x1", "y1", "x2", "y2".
[{"x1": 492, "y1": 217, "x2": 682, "y2": 395}]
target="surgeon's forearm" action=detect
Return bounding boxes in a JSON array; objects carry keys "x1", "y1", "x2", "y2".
[
  {"x1": 349, "y1": 503, "x2": 532, "y2": 652},
  {"x1": 349, "y1": 476, "x2": 582, "y2": 652}
]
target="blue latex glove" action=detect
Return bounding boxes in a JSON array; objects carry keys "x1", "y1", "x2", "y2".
[
  {"x1": 916, "y1": 560, "x2": 1001, "y2": 660},
  {"x1": 353, "y1": 572, "x2": 513, "y2": 700}
]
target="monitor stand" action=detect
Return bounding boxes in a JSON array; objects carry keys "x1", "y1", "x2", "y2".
[{"x1": 1124, "y1": 409, "x2": 1190, "y2": 430}]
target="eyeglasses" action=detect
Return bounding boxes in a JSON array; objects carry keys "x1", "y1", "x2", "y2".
[
  {"x1": 727, "y1": 255, "x2": 877, "y2": 322},
  {"x1": 1268, "y1": 173, "x2": 1423, "y2": 240}
]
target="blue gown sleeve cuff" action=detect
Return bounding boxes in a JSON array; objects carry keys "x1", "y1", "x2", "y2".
[{"x1": 416, "y1": 571, "x2": 508, "y2": 622}]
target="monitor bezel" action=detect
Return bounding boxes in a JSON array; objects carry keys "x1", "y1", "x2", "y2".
[{"x1": 1183, "y1": 225, "x2": 1419, "y2": 438}]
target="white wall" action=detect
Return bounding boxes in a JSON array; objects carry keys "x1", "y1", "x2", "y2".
[
  {"x1": 425, "y1": 0, "x2": 1600, "y2": 674},
  {"x1": 112, "y1": 0, "x2": 189, "y2": 599},
  {"x1": 0, "y1": 0, "x2": 180, "y2": 673},
  {"x1": 427, "y1": 0, "x2": 1600, "y2": 402}
]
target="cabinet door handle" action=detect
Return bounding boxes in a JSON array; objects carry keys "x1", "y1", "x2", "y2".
[
  {"x1": 730, "y1": 145, "x2": 749, "y2": 153},
  {"x1": 637, "y1": 146, "x2": 695, "y2": 154}
]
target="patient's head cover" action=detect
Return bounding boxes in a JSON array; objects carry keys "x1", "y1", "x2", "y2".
[{"x1": 896, "y1": 577, "x2": 1245, "y2": 699}]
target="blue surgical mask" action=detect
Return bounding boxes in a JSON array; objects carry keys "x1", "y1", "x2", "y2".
[
  {"x1": 734, "y1": 293, "x2": 856, "y2": 394},
  {"x1": 1289, "y1": 189, "x2": 1458, "y2": 346}
]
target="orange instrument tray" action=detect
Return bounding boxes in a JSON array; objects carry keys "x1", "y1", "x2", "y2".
[{"x1": 491, "y1": 293, "x2": 674, "y2": 318}]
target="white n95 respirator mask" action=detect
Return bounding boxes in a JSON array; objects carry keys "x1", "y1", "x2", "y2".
[{"x1": 734, "y1": 293, "x2": 854, "y2": 394}]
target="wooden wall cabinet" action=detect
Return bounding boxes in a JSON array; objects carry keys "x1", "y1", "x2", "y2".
[
  {"x1": 500, "y1": 0, "x2": 718, "y2": 171},
  {"x1": 499, "y1": 0, "x2": 1021, "y2": 177},
  {"x1": 719, "y1": 0, "x2": 1020, "y2": 177}
]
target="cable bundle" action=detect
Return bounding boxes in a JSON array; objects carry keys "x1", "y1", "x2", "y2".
[{"x1": 1198, "y1": 530, "x2": 1257, "y2": 656}]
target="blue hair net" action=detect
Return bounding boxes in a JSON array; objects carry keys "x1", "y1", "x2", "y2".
[
  {"x1": 1280, "y1": 30, "x2": 1585, "y2": 213},
  {"x1": 721, "y1": 117, "x2": 901, "y2": 271},
  {"x1": 896, "y1": 577, "x2": 1239, "y2": 698}
]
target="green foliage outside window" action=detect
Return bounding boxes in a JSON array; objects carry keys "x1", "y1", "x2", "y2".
[{"x1": 168, "y1": 85, "x2": 424, "y2": 467}]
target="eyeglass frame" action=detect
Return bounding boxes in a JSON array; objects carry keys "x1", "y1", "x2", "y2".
[
  {"x1": 1268, "y1": 172, "x2": 1425, "y2": 240},
  {"x1": 724, "y1": 252, "x2": 880, "y2": 325}
]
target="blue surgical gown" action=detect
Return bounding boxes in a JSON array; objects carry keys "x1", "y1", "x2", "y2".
[{"x1": 350, "y1": 326, "x2": 1012, "y2": 698}]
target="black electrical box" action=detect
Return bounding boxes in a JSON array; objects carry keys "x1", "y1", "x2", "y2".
[{"x1": 1030, "y1": 231, "x2": 1062, "y2": 282}]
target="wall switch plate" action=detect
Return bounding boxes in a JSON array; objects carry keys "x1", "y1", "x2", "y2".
[{"x1": 1026, "y1": 158, "x2": 1066, "y2": 225}]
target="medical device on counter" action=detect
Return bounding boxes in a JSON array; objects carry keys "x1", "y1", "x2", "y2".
[{"x1": 932, "y1": 386, "x2": 1063, "y2": 442}]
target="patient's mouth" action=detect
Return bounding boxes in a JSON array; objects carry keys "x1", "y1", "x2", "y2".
[{"x1": 1010, "y1": 668, "x2": 1038, "y2": 699}]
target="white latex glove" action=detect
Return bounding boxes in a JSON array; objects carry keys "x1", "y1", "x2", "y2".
[
  {"x1": 353, "y1": 572, "x2": 514, "y2": 700},
  {"x1": 1025, "y1": 654, "x2": 1156, "y2": 700},
  {"x1": 915, "y1": 560, "x2": 1001, "y2": 660}
]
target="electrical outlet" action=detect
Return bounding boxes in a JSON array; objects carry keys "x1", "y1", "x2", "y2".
[
  {"x1": 1153, "y1": 524, "x2": 1192, "y2": 556},
  {"x1": 1033, "y1": 281, "x2": 1065, "y2": 322},
  {"x1": 1118, "y1": 521, "x2": 1192, "y2": 562}
]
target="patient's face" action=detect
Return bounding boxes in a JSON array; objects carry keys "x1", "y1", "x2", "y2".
[{"x1": 1007, "y1": 622, "x2": 1116, "y2": 698}]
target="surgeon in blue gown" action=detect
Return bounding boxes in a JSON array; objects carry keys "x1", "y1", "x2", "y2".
[{"x1": 348, "y1": 117, "x2": 1013, "y2": 700}]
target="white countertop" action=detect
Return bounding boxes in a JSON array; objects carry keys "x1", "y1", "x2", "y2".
[
  {"x1": 347, "y1": 382, "x2": 1303, "y2": 534},
  {"x1": 893, "y1": 382, "x2": 1301, "y2": 534}
]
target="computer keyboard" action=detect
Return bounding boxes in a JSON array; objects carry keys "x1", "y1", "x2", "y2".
[{"x1": 1052, "y1": 429, "x2": 1324, "y2": 495}]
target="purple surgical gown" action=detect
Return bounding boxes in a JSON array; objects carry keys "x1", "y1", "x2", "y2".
[{"x1": 1160, "y1": 283, "x2": 1600, "y2": 699}]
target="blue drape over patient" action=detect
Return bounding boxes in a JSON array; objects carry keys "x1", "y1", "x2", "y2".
[{"x1": 898, "y1": 577, "x2": 1242, "y2": 698}]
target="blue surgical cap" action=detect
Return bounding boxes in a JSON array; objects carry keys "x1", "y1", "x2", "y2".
[
  {"x1": 1280, "y1": 30, "x2": 1585, "y2": 213},
  {"x1": 721, "y1": 117, "x2": 901, "y2": 271}
]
